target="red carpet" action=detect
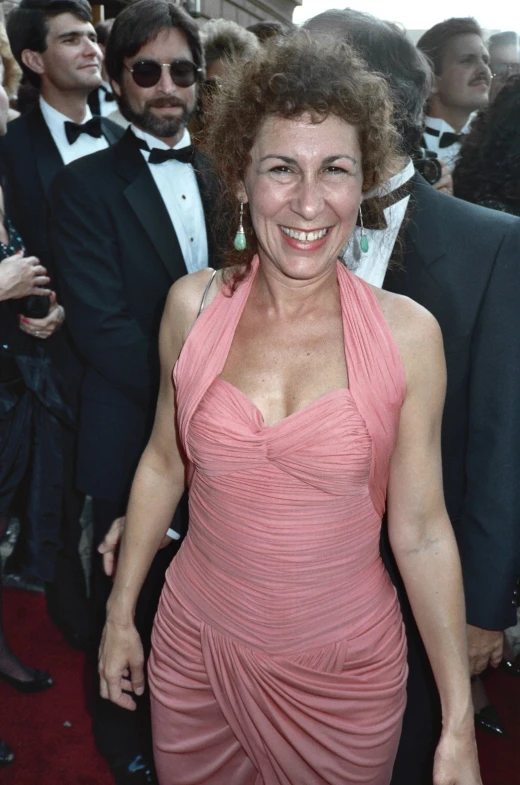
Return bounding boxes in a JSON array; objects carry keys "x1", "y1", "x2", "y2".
[{"x1": 1, "y1": 588, "x2": 519, "y2": 784}]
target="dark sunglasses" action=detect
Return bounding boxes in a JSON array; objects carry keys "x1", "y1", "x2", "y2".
[
  {"x1": 491, "y1": 62, "x2": 520, "y2": 79},
  {"x1": 126, "y1": 59, "x2": 201, "y2": 88}
]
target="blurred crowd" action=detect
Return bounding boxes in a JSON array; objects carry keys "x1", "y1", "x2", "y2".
[{"x1": 0, "y1": 1, "x2": 519, "y2": 784}]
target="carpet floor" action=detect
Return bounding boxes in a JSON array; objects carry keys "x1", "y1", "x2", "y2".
[{"x1": 1, "y1": 589, "x2": 518, "y2": 784}]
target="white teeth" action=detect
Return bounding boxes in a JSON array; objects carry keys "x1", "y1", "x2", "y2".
[{"x1": 281, "y1": 226, "x2": 329, "y2": 242}]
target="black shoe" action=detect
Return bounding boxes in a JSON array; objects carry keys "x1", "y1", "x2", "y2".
[
  {"x1": 474, "y1": 704, "x2": 505, "y2": 737},
  {"x1": 500, "y1": 653, "x2": 520, "y2": 678},
  {"x1": 109, "y1": 754, "x2": 158, "y2": 785},
  {"x1": 0, "y1": 740, "x2": 14, "y2": 767},
  {"x1": 0, "y1": 667, "x2": 54, "y2": 694}
]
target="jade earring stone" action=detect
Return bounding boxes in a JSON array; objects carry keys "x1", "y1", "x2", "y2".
[
  {"x1": 234, "y1": 201, "x2": 247, "y2": 251},
  {"x1": 360, "y1": 233, "x2": 369, "y2": 253}
]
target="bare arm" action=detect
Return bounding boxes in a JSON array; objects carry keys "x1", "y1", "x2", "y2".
[
  {"x1": 98, "y1": 271, "x2": 210, "y2": 710},
  {"x1": 387, "y1": 301, "x2": 480, "y2": 784}
]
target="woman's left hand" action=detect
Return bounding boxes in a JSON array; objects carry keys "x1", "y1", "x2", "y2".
[
  {"x1": 19, "y1": 291, "x2": 65, "y2": 339},
  {"x1": 433, "y1": 726, "x2": 482, "y2": 785}
]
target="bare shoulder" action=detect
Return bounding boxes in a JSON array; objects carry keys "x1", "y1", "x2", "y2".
[
  {"x1": 368, "y1": 284, "x2": 444, "y2": 377},
  {"x1": 163, "y1": 268, "x2": 218, "y2": 341}
]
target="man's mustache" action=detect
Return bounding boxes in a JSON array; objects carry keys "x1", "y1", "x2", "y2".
[{"x1": 145, "y1": 98, "x2": 187, "y2": 109}]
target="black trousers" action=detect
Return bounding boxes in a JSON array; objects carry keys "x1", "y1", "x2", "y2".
[
  {"x1": 91, "y1": 496, "x2": 182, "y2": 764},
  {"x1": 45, "y1": 424, "x2": 89, "y2": 639}
]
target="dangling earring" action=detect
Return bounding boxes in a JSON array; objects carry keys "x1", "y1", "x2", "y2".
[
  {"x1": 233, "y1": 201, "x2": 247, "y2": 251},
  {"x1": 358, "y1": 205, "x2": 369, "y2": 253}
]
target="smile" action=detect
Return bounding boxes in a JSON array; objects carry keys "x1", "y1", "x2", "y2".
[{"x1": 280, "y1": 226, "x2": 330, "y2": 242}]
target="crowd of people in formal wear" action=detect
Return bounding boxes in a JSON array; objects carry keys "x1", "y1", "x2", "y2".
[{"x1": 0, "y1": 1, "x2": 519, "y2": 783}]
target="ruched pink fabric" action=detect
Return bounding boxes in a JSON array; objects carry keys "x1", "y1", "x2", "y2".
[{"x1": 148, "y1": 258, "x2": 408, "y2": 785}]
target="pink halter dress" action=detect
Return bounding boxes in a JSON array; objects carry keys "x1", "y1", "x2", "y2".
[{"x1": 148, "y1": 258, "x2": 408, "y2": 785}]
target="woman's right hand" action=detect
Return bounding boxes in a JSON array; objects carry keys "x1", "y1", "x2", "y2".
[
  {"x1": 98, "y1": 617, "x2": 145, "y2": 711},
  {"x1": 0, "y1": 252, "x2": 51, "y2": 301}
]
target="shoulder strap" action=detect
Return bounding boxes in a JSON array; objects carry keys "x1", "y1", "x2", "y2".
[{"x1": 197, "y1": 269, "x2": 218, "y2": 318}]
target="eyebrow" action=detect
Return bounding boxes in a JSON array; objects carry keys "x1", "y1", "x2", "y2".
[
  {"x1": 259, "y1": 154, "x2": 358, "y2": 166},
  {"x1": 57, "y1": 29, "x2": 97, "y2": 40}
]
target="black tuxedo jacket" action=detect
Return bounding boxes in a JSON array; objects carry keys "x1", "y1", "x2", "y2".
[
  {"x1": 49, "y1": 129, "x2": 222, "y2": 503},
  {"x1": 384, "y1": 174, "x2": 520, "y2": 630},
  {"x1": 0, "y1": 105, "x2": 124, "y2": 411}
]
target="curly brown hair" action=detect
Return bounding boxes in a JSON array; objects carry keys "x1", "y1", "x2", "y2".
[{"x1": 203, "y1": 30, "x2": 401, "y2": 279}]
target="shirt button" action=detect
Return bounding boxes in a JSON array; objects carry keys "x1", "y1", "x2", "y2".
[
  {"x1": 182, "y1": 195, "x2": 186, "y2": 200},
  {"x1": 190, "y1": 237, "x2": 193, "y2": 242}
]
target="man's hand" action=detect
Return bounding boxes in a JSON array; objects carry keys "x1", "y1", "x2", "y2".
[
  {"x1": 467, "y1": 624, "x2": 504, "y2": 675},
  {"x1": 98, "y1": 515, "x2": 174, "y2": 577},
  {"x1": 19, "y1": 291, "x2": 65, "y2": 339},
  {"x1": 433, "y1": 159, "x2": 454, "y2": 195},
  {"x1": 98, "y1": 516, "x2": 126, "y2": 577}
]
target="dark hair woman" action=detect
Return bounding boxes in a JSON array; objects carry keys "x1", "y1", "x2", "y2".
[
  {"x1": 453, "y1": 74, "x2": 520, "y2": 216},
  {"x1": 99, "y1": 32, "x2": 481, "y2": 785},
  {"x1": 0, "y1": 25, "x2": 70, "y2": 768}
]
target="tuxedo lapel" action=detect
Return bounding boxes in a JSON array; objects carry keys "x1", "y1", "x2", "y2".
[
  {"x1": 100, "y1": 116, "x2": 123, "y2": 146},
  {"x1": 27, "y1": 106, "x2": 64, "y2": 198},
  {"x1": 116, "y1": 129, "x2": 187, "y2": 281},
  {"x1": 192, "y1": 150, "x2": 221, "y2": 264}
]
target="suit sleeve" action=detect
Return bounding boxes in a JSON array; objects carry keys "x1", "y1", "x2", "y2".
[
  {"x1": 459, "y1": 220, "x2": 520, "y2": 630},
  {"x1": 50, "y1": 164, "x2": 152, "y2": 410}
]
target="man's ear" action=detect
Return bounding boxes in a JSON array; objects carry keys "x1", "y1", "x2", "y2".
[
  {"x1": 110, "y1": 78, "x2": 122, "y2": 98},
  {"x1": 21, "y1": 49, "x2": 45, "y2": 76}
]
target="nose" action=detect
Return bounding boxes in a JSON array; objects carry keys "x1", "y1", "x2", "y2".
[
  {"x1": 157, "y1": 65, "x2": 178, "y2": 94},
  {"x1": 83, "y1": 37, "x2": 101, "y2": 59},
  {"x1": 292, "y1": 175, "x2": 324, "y2": 221}
]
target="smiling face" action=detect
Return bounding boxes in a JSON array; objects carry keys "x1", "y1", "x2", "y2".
[
  {"x1": 241, "y1": 113, "x2": 363, "y2": 281},
  {"x1": 435, "y1": 33, "x2": 491, "y2": 113},
  {"x1": 113, "y1": 27, "x2": 198, "y2": 145},
  {"x1": 22, "y1": 13, "x2": 102, "y2": 93}
]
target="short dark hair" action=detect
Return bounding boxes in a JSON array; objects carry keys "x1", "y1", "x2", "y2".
[
  {"x1": 105, "y1": 0, "x2": 204, "y2": 85},
  {"x1": 303, "y1": 9, "x2": 433, "y2": 156},
  {"x1": 7, "y1": 0, "x2": 92, "y2": 87},
  {"x1": 416, "y1": 17, "x2": 484, "y2": 76},
  {"x1": 246, "y1": 21, "x2": 293, "y2": 43},
  {"x1": 487, "y1": 31, "x2": 520, "y2": 54},
  {"x1": 95, "y1": 18, "x2": 115, "y2": 48}
]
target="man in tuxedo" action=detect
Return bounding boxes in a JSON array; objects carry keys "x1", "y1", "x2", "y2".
[
  {"x1": 50, "y1": 1, "x2": 221, "y2": 781},
  {"x1": 305, "y1": 10, "x2": 520, "y2": 785},
  {"x1": 417, "y1": 18, "x2": 492, "y2": 170},
  {"x1": 0, "y1": 0, "x2": 123, "y2": 649}
]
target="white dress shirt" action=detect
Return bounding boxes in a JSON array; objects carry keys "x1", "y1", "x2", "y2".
[
  {"x1": 97, "y1": 81, "x2": 117, "y2": 117},
  {"x1": 39, "y1": 96, "x2": 109, "y2": 165},
  {"x1": 341, "y1": 160, "x2": 415, "y2": 288},
  {"x1": 423, "y1": 115, "x2": 473, "y2": 170},
  {"x1": 131, "y1": 125, "x2": 208, "y2": 275}
]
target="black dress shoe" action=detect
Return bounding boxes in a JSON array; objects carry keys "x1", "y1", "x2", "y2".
[
  {"x1": 474, "y1": 704, "x2": 505, "y2": 737},
  {"x1": 109, "y1": 754, "x2": 158, "y2": 785},
  {"x1": 0, "y1": 740, "x2": 14, "y2": 767},
  {"x1": 501, "y1": 653, "x2": 520, "y2": 678},
  {"x1": 0, "y1": 667, "x2": 54, "y2": 694}
]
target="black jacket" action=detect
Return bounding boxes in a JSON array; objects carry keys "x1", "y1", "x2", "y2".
[
  {"x1": 50, "y1": 128, "x2": 222, "y2": 503},
  {"x1": 384, "y1": 174, "x2": 520, "y2": 630}
]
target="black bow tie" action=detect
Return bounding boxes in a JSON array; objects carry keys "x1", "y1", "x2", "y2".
[
  {"x1": 64, "y1": 116, "x2": 103, "y2": 145},
  {"x1": 357, "y1": 182, "x2": 412, "y2": 230},
  {"x1": 147, "y1": 146, "x2": 194, "y2": 165},
  {"x1": 104, "y1": 92, "x2": 116, "y2": 102},
  {"x1": 424, "y1": 126, "x2": 461, "y2": 149}
]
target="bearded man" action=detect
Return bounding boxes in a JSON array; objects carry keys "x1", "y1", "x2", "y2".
[{"x1": 49, "y1": 2, "x2": 222, "y2": 782}]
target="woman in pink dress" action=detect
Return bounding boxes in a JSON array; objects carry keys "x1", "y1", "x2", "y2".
[{"x1": 99, "y1": 32, "x2": 481, "y2": 785}]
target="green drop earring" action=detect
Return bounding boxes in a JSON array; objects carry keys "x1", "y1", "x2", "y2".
[
  {"x1": 233, "y1": 201, "x2": 247, "y2": 251},
  {"x1": 359, "y1": 205, "x2": 369, "y2": 253}
]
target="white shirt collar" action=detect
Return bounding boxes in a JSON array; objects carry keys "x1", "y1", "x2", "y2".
[
  {"x1": 364, "y1": 159, "x2": 415, "y2": 201},
  {"x1": 39, "y1": 95, "x2": 92, "y2": 129},
  {"x1": 131, "y1": 125, "x2": 191, "y2": 152},
  {"x1": 424, "y1": 114, "x2": 474, "y2": 136}
]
